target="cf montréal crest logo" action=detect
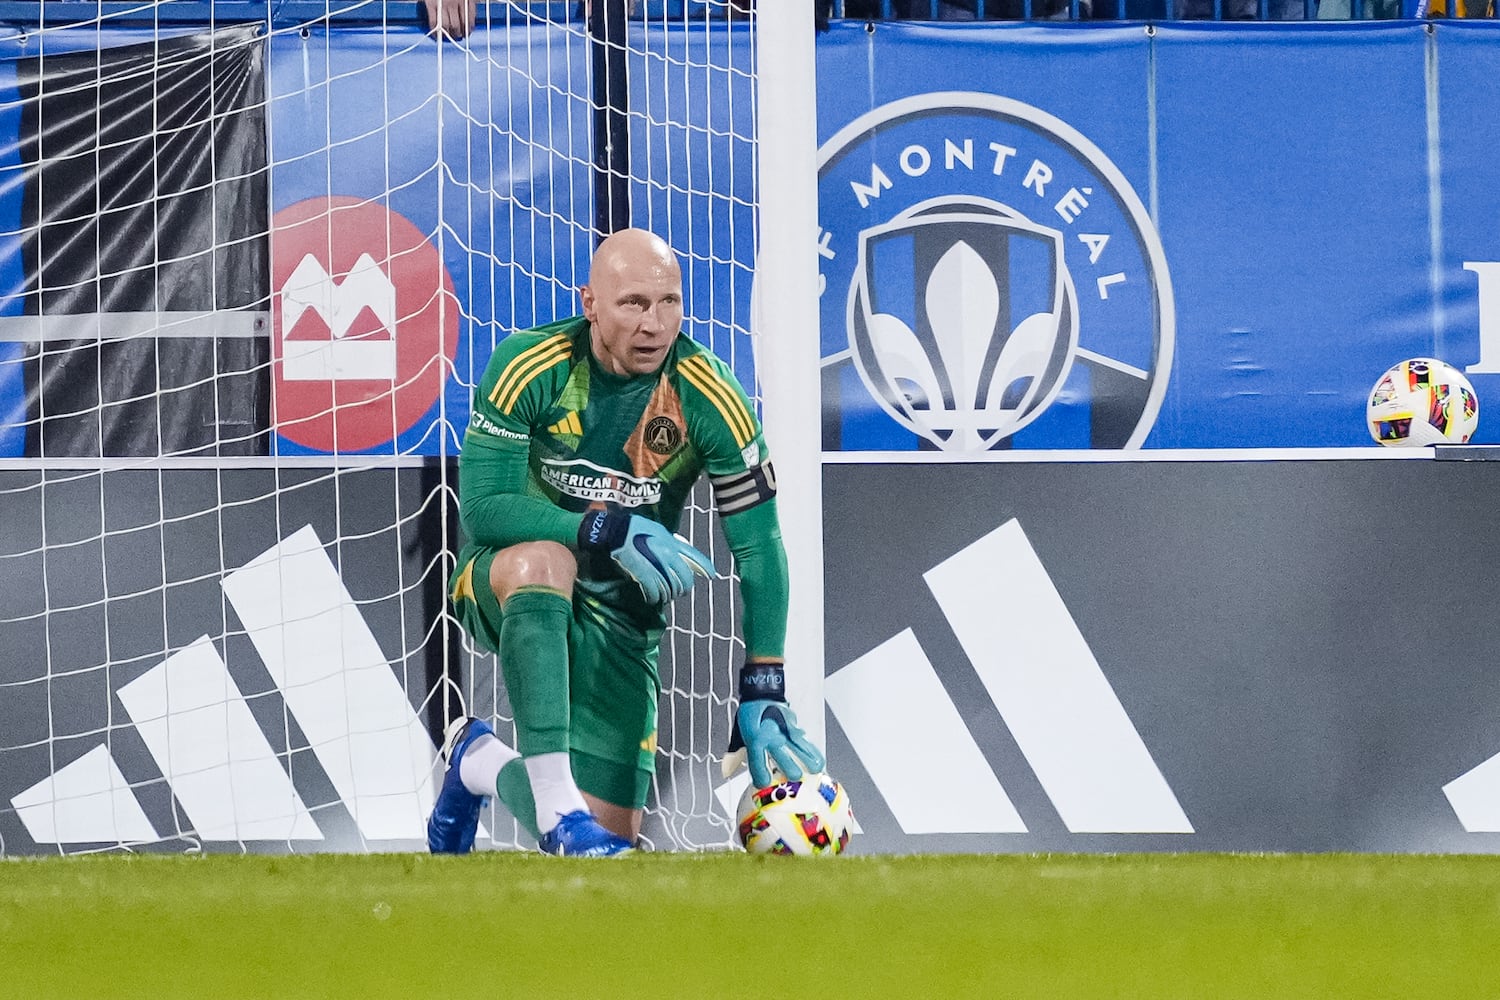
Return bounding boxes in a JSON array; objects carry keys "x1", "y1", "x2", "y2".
[{"x1": 819, "y1": 93, "x2": 1175, "y2": 451}]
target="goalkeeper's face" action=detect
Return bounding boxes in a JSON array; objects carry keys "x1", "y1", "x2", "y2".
[{"x1": 581, "y1": 230, "x2": 685, "y2": 377}]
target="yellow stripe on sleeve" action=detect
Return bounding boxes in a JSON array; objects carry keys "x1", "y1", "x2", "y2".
[
  {"x1": 489, "y1": 334, "x2": 569, "y2": 406},
  {"x1": 679, "y1": 355, "x2": 756, "y2": 447},
  {"x1": 490, "y1": 336, "x2": 573, "y2": 413}
]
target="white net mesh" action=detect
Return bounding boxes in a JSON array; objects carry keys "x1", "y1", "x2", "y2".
[{"x1": 0, "y1": 1, "x2": 763, "y2": 855}]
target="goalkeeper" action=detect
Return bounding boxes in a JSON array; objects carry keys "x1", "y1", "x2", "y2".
[{"x1": 428, "y1": 228, "x2": 824, "y2": 857}]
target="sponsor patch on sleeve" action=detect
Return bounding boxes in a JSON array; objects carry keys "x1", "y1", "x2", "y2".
[{"x1": 469, "y1": 408, "x2": 529, "y2": 442}]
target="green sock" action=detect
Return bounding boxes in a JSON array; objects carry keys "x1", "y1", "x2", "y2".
[
  {"x1": 497, "y1": 758, "x2": 541, "y2": 841},
  {"x1": 499, "y1": 586, "x2": 573, "y2": 756}
]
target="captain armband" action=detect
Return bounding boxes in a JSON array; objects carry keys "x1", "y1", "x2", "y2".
[{"x1": 710, "y1": 461, "x2": 777, "y2": 516}]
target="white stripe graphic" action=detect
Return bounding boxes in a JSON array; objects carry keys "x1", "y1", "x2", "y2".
[
  {"x1": 924, "y1": 520, "x2": 1192, "y2": 834},
  {"x1": 221, "y1": 526, "x2": 438, "y2": 841},
  {"x1": 10, "y1": 745, "x2": 157, "y2": 844},
  {"x1": 116, "y1": 636, "x2": 322, "y2": 841},
  {"x1": 1442, "y1": 753, "x2": 1500, "y2": 831},
  {"x1": 282, "y1": 338, "x2": 396, "y2": 381},
  {"x1": 826, "y1": 629, "x2": 1026, "y2": 834},
  {"x1": 0, "y1": 310, "x2": 267, "y2": 342}
]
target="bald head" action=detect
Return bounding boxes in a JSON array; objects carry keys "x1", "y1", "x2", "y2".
[
  {"x1": 591, "y1": 228, "x2": 679, "y2": 282},
  {"x1": 579, "y1": 229, "x2": 685, "y2": 377}
]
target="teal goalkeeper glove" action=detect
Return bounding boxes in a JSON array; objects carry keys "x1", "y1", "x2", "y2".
[
  {"x1": 578, "y1": 506, "x2": 714, "y2": 606},
  {"x1": 721, "y1": 662, "x2": 826, "y2": 788}
]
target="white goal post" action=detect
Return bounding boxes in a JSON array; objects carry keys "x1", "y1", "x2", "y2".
[{"x1": 753, "y1": 0, "x2": 825, "y2": 752}]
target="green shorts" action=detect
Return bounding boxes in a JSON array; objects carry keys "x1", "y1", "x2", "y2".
[{"x1": 451, "y1": 546, "x2": 660, "y2": 810}]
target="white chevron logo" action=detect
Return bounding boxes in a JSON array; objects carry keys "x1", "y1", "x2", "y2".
[
  {"x1": 8, "y1": 526, "x2": 459, "y2": 848},
  {"x1": 1444, "y1": 751, "x2": 1500, "y2": 832},
  {"x1": 823, "y1": 519, "x2": 1192, "y2": 836},
  {"x1": 280, "y1": 253, "x2": 397, "y2": 381}
]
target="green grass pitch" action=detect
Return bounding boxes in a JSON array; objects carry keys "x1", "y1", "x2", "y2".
[{"x1": 3, "y1": 852, "x2": 1497, "y2": 998}]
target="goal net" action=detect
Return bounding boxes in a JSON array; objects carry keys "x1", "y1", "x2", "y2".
[{"x1": 0, "y1": 0, "x2": 792, "y2": 856}]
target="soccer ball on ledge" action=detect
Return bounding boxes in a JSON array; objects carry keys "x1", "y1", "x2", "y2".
[
  {"x1": 736, "y1": 772, "x2": 854, "y2": 857},
  {"x1": 1367, "y1": 357, "x2": 1479, "y2": 446}
]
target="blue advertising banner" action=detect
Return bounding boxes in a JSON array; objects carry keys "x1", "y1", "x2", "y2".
[
  {"x1": 815, "y1": 20, "x2": 1500, "y2": 450},
  {"x1": 264, "y1": 24, "x2": 590, "y2": 456},
  {"x1": 1436, "y1": 24, "x2": 1500, "y2": 388},
  {"x1": 3, "y1": 20, "x2": 1498, "y2": 455},
  {"x1": 0, "y1": 20, "x2": 756, "y2": 458},
  {"x1": 265, "y1": 21, "x2": 756, "y2": 457}
]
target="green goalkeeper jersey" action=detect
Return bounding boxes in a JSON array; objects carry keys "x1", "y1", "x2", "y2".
[{"x1": 454, "y1": 315, "x2": 788, "y2": 656}]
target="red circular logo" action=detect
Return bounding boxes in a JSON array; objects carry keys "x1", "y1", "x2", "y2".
[{"x1": 271, "y1": 196, "x2": 458, "y2": 453}]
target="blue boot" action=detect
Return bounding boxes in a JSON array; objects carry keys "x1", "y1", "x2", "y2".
[
  {"x1": 537, "y1": 810, "x2": 635, "y2": 857},
  {"x1": 425, "y1": 716, "x2": 495, "y2": 854}
]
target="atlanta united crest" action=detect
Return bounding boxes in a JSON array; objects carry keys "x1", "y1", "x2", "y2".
[{"x1": 818, "y1": 92, "x2": 1175, "y2": 451}]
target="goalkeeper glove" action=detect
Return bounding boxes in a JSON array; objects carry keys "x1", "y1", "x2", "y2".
[
  {"x1": 578, "y1": 506, "x2": 714, "y2": 606},
  {"x1": 721, "y1": 661, "x2": 826, "y2": 788}
]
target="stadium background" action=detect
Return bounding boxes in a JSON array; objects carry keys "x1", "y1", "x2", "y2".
[{"x1": 3, "y1": 2, "x2": 1500, "y2": 857}]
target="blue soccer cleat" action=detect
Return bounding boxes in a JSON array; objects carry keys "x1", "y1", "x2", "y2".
[
  {"x1": 426, "y1": 716, "x2": 494, "y2": 855},
  {"x1": 537, "y1": 810, "x2": 635, "y2": 857}
]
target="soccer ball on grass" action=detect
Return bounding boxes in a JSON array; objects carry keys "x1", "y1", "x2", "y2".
[
  {"x1": 1367, "y1": 357, "x2": 1479, "y2": 446},
  {"x1": 736, "y1": 772, "x2": 854, "y2": 856}
]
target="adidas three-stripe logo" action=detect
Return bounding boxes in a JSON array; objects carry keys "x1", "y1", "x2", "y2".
[
  {"x1": 826, "y1": 519, "x2": 1194, "y2": 836},
  {"x1": 9, "y1": 526, "x2": 461, "y2": 846}
]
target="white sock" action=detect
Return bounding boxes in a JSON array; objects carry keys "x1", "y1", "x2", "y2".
[
  {"x1": 524, "y1": 752, "x2": 588, "y2": 834},
  {"x1": 458, "y1": 733, "x2": 519, "y2": 798}
]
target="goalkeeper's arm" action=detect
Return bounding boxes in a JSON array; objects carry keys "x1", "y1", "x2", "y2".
[
  {"x1": 460, "y1": 430, "x2": 712, "y2": 604},
  {"x1": 719, "y1": 499, "x2": 825, "y2": 786},
  {"x1": 457, "y1": 431, "x2": 583, "y2": 550},
  {"x1": 719, "y1": 498, "x2": 788, "y2": 661}
]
